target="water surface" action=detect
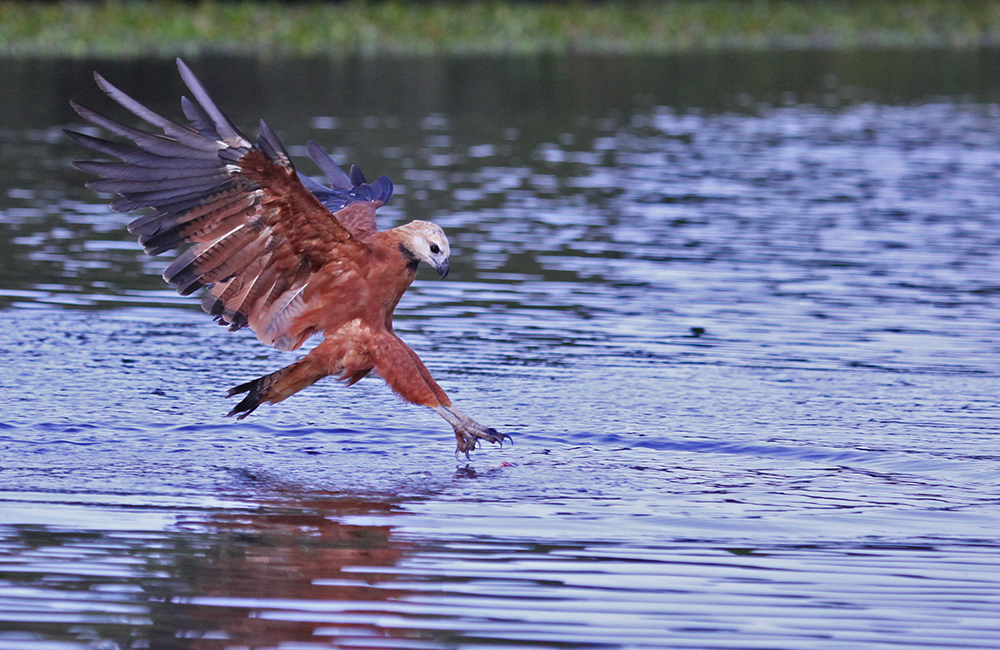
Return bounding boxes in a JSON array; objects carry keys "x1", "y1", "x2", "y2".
[{"x1": 1, "y1": 50, "x2": 999, "y2": 649}]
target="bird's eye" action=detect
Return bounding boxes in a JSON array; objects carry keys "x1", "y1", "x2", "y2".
[{"x1": 429, "y1": 244, "x2": 440, "y2": 254}]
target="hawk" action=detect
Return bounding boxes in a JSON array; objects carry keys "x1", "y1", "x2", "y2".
[{"x1": 66, "y1": 59, "x2": 509, "y2": 457}]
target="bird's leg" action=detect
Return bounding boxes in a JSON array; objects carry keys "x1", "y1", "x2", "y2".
[
  {"x1": 431, "y1": 405, "x2": 511, "y2": 457},
  {"x1": 226, "y1": 352, "x2": 331, "y2": 420}
]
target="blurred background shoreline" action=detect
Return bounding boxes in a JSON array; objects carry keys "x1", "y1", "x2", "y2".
[{"x1": 2, "y1": 0, "x2": 1000, "y2": 58}]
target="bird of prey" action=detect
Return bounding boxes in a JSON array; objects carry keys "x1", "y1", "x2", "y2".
[{"x1": 65, "y1": 58, "x2": 509, "y2": 456}]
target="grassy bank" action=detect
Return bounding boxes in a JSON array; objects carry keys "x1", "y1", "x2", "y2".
[{"x1": 1, "y1": 0, "x2": 1000, "y2": 57}]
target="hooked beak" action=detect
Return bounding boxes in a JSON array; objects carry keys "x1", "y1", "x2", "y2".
[{"x1": 435, "y1": 259, "x2": 450, "y2": 279}]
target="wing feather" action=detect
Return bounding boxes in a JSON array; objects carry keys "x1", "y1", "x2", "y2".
[
  {"x1": 225, "y1": 261, "x2": 279, "y2": 330},
  {"x1": 199, "y1": 226, "x2": 274, "y2": 285},
  {"x1": 109, "y1": 180, "x2": 241, "y2": 213},
  {"x1": 257, "y1": 120, "x2": 292, "y2": 167},
  {"x1": 93, "y1": 72, "x2": 232, "y2": 150},
  {"x1": 307, "y1": 140, "x2": 352, "y2": 189},
  {"x1": 74, "y1": 160, "x2": 219, "y2": 181},
  {"x1": 65, "y1": 130, "x2": 220, "y2": 169},
  {"x1": 181, "y1": 95, "x2": 216, "y2": 136},
  {"x1": 70, "y1": 101, "x2": 223, "y2": 158},
  {"x1": 67, "y1": 58, "x2": 382, "y2": 350},
  {"x1": 175, "y1": 58, "x2": 245, "y2": 145},
  {"x1": 202, "y1": 254, "x2": 277, "y2": 332},
  {"x1": 138, "y1": 198, "x2": 258, "y2": 255},
  {"x1": 257, "y1": 280, "x2": 312, "y2": 351},
  {"x1": 163, "y1": 222, "x2": 269, "y2": 295},
  {"x1": 86, "y1": 173, "x2": 231, "y2": 195},
  {"x1": 130, "y1": 191, "x2": 256, "y2": 240},
  {"x1": 301, "y1": 140, "x2": 392, "y2": 239}
]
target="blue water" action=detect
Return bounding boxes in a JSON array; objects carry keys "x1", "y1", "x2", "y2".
[{"x1": 1, "y1": 51, "x2": 999, "y2": 649}]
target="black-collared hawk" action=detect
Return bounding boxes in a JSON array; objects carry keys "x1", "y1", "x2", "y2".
[{"x1": 66, "y1": 58, "x2": 509, "y2": 456}]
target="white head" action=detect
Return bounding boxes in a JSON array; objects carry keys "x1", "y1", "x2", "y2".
[{"x1": 396, "y1": 220, "x2": 451, "y2": 278}]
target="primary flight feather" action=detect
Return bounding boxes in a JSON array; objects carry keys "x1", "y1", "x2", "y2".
[{"x1": 66, "y1": 58, "x2": 509, "y2": 456}]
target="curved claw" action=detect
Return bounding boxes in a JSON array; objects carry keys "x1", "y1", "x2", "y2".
[
  {"x1": 433, "y1": 405, "x2": 510, "y2": 457},
  {"x1": 485, "y1": 428, "x2": 514, "y2": 448}
]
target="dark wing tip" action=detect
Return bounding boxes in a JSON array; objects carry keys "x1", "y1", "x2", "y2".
[
  {"x1": 63, "y1": 128, "x2": 90, "y2": 149},
  {"x1": 174, "y1": 58, "x2": 245, "y2": 145},
  {"x1": 306, "y1": 140, "x2": 352, "y2": 189},
  {"x1": 300, "y1": 143, "x2": 392, "y2": 213},
  {"x1": 370, "y1": 176, "x2": 394, "y2": 204},
  {"x1": 175, "y1": 57, "x2": 193, "y2": 79},
  {"x1": 68, "y1": 100, "x2": 89, "y2": 120},
  {"x1": 257, "y1": 120, "x2": 292, "y2": 167},
  {"x1": 349, "y1": 164, "x2": 367, "y2": 186}
]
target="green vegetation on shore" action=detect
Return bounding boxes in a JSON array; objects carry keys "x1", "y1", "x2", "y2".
[{"x1": 1, "y1": 0, "x2": 999, "y2": 58}]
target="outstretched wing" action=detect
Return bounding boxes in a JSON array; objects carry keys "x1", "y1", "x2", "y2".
[
  {"x1": 298, "y1": 141, "x2": 393, "y2": 240},
  {"x1": 66, "y1": 59, "x2": 388, "y2": 351}
]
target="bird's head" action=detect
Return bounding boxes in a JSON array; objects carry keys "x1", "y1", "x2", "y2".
[{"x1": 396, "y1": 220, "x2": 452, "y2": 279}]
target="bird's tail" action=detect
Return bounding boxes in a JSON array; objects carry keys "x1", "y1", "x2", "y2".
[{"x1": 226, "y1": 357, "x2": 326, "y2": 420}]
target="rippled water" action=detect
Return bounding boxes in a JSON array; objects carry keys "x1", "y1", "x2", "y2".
[{"x1": 2, "y1": 51, "x2": 1000, "y2": 649}]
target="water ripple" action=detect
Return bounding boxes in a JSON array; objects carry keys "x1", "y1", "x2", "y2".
[{"x1": 3, "y1": 51, "x2": 1000, "y2": 649}]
